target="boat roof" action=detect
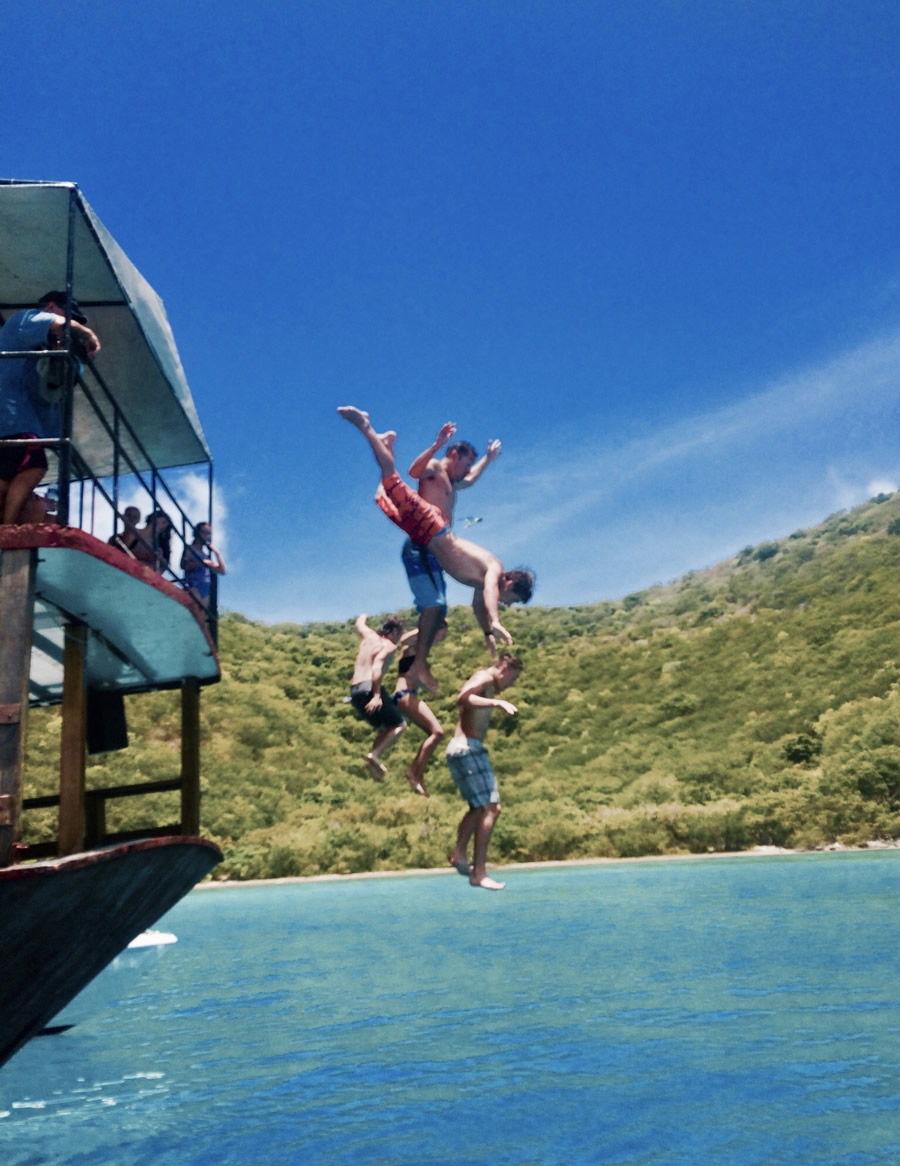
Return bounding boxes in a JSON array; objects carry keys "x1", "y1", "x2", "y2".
[{"x1": 0, "y1": 180, "x2": 210, "y2": 476}]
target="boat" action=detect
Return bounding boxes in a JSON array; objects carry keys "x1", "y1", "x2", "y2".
[{"x1": 0, "y1": 180, "x2": 223, "y2": 1067}]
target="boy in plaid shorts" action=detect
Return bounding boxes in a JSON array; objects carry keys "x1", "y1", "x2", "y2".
[{"x1": 446, "y1": 652, "x2": 523, "y2": 890}]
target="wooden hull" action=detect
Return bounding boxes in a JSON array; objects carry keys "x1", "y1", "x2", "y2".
[{"x1": 0, "y1": 836, "x2": 221, "y2": 1067}]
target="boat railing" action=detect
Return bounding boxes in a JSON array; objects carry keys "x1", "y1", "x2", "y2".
[
  {"x1": 21, "y1": 778, "x2": 187, "y2": 859},
  {"x1": 14, "y1": 675, "x2": 203, "y2": 863},
  {"x1": 0, "y1": 345, "x2": 219, "y2": 643}
]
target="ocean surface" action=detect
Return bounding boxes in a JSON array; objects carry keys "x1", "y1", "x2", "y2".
[{"x1": 2, "y1": 851, "x2": 899, "y2": 1165}]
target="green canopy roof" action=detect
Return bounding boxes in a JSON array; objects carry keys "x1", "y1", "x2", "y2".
[{"x1": 0, "y1": 181, "x2": 210, "y2": 476}]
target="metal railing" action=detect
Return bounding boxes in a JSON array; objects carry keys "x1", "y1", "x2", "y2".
[{"x1": 0, "y1": 346, "x2": 219, "y2": 642}]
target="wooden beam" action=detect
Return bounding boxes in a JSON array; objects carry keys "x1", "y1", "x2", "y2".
[
  {"x1": 58, "y1": 622, "x2": 87, "y2": 856},
  {"x1": 0, "y1": 549, "x2": 36, "y2": 867},
  {"x1": 181, "y1": 677, "x2": 201, "y2": 835}
]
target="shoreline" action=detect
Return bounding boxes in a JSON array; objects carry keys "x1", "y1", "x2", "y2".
[{"x1": 194, "y1": 839, "x2": 900, "y2": 890}]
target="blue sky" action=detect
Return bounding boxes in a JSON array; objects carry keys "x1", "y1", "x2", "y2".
[{"x1": 5, "y1": 1, "x2": 900, "y2": 624}]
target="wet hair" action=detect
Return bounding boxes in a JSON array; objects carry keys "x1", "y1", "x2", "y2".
[
  {"x1": 447, "y1": 440, "x2": 477, "y2": 461},
  {"x1": 380, "y1": 617, "x2": 404, "y2": 638},
  {"x1": 497, "y1": 651, "x2": 523, "y2": 673},
  {"x1": 503, "y1": 568, "x2": 535, "y2": 604}
]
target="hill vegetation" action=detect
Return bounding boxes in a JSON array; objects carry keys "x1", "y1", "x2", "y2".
[{"x1": 20, "y1": 492, "x2": 900, "y2": 878}]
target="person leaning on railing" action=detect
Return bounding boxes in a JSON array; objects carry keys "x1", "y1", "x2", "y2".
[
  {"x1": 0, "y1": 291, "x2": 100, "y2": 525},
  {"x1": 180, "y1": 521, "x2": 226, "y2": 607}
]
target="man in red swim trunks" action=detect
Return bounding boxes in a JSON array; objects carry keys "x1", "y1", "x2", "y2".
[{"x1": 338, "y1": 406, "x2": 534, "y2": 651}]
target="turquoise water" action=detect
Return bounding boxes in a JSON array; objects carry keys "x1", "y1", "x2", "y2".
[{"x1": 2, "y1": 851, "x2": 899, "y2": 1165}]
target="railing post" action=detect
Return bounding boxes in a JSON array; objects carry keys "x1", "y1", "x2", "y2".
[
  {"x1": 58, "y1": 621, "x2": 87, "y2": 855},
  {"x1": 84, "y1": 789, "x2": 106, "y2": 848},
  {"x1": 181, "y1": 678, "x2": 201, "y2": 835},
  {"x1": 0, "y1": 549, "x2": 36, "y2": 867}
]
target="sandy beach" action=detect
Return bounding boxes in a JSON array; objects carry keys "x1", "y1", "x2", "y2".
[{"x1": 194, "y1": 839, "x2": 900, "y2": 890}]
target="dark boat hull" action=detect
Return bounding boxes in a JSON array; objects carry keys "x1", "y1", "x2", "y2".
[{"x1": 0, "y1": 836, "x2": 221, "y2": 1066}]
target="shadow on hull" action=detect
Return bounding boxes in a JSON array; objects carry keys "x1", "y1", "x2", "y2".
[{"x1": 0, "y1": 836, "x2": 221, "y2": 1067}]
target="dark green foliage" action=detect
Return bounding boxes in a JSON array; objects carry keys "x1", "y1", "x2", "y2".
[
  {"x1": 783, "y1": 733, "x2": 822, "y2": 765},
  {"x1": 18, "y1": 492, "x2": 900, "y2": 876}
]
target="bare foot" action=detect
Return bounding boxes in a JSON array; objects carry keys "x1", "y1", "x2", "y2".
[
  {"x1": 337, "y1": 405, "x2": 370, "y2": 429},
  {"x1": 405, "y1": 770, "x2": 429, "y2": 797},
  {"x1": 470, "y1": 875, "x2": 505, "y2": 890},
  {"x1": 407, "y1": 660, "x2": 439, "y2": 693},
  {"x1": 365, "y1": 753, "x2": 386, "y2": 782},
  {"x1": 449, "y1": 856, "x2": 471, "y2": 876}
]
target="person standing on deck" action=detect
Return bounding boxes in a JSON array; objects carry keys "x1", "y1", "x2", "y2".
[
  {"x1": 181, "y1": 520, "x2": 227, "y2": 607},
  {"x1": 0, "y1": 292, "x2": 100, "y2": 525},
  {"x1": 401, "y1": 422, "x2": 502, "y2": 693},
  {"x1": 447, "y1": 652, "x2": 523, "y2": 891}
]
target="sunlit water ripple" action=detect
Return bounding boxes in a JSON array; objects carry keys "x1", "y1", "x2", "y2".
[{"x1": 2, "y1": 851, "x2": 899, "y2": 1164}]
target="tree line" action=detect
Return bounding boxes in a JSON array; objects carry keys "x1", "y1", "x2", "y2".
[{"x1": 20, "y1": 491, "x2": 900, "y2": 878}]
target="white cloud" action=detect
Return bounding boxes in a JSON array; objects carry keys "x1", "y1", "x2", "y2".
[{"x1": 481, "y1": 326, "x2": 900, "y2": 560}]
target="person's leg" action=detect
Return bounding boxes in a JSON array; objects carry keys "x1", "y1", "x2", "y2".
[
  {"x1": 337, "y1": 407, "x2": 396, "y2": 478},
  {"x1": 366, "y1": 721, "x2": 405, "y2": 781},
  {"x1": 408, "y1": 606, "x2": 443, "y2": 692},
  {"x1": 401, "y1": 698, "x2": 443, "y2": 796},
  {"x1": 450, "y1": 806, "x2": 480, "y2": 874},
  {"x1": 18, "y1": 492, "x2": 47, "y2": 523},
  {"x1": 470, "y1": 803, "x2": 504, "y2": 889},
  {"x1": 3, "y1": 466, "x2": 46, "y2": 524}
]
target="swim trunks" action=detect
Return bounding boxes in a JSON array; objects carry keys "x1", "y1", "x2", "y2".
[
  {"x1": 394, "y1": 654, "x2": 419, "y2": 700},
  {"x1": 350, "y1": 683, "x2": 405, "y2": 730},
  {"x1": 401, "y1": 537, "x2": 447, "y2": 613},
  {"x1": 446, "y1": 737, "x2": 500, "y2": 808},
  {"x1": 0, "y1": 433, "x2": 47, "y2": 482},
  {"x1": 375, "y1": 472, "x2": 449, "y2": 546}
]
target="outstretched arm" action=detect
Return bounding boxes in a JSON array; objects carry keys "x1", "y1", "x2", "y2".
[
  {"x1": 472, "y1": 563, "x2": 513, "y2": 646},
  {"x1": 408, "y1": 422, "x2": 456, "y2": 480},
  {"x1": 457, "y1": 672, "x2": 517, "y2": 716},
  {"x1": 458, "y1": 438, "x2": 501, "y2": 490}
]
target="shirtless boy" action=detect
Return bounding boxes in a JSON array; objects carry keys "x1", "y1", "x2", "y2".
[
  {"x1": 349, "y1": 613, "x2": 406, "y2": 781},
  {"x1": 447, "y1": 652, "x2": 523, "y2": 891},
  {"x1": 338, "y1": 407, "x2": 534, "y2": 679},
  {"x1": 401, "y1": 422, "x2": 501, "y2": 690}
]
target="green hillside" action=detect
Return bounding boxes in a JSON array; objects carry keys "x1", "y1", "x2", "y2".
[{"x1": 21, "y1": 492, "x2": 900, "y2": 878}]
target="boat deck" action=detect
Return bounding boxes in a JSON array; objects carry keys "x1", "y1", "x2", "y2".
[{"x1": 0, "y1": 524, "x2": 219, "y2": 706}]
